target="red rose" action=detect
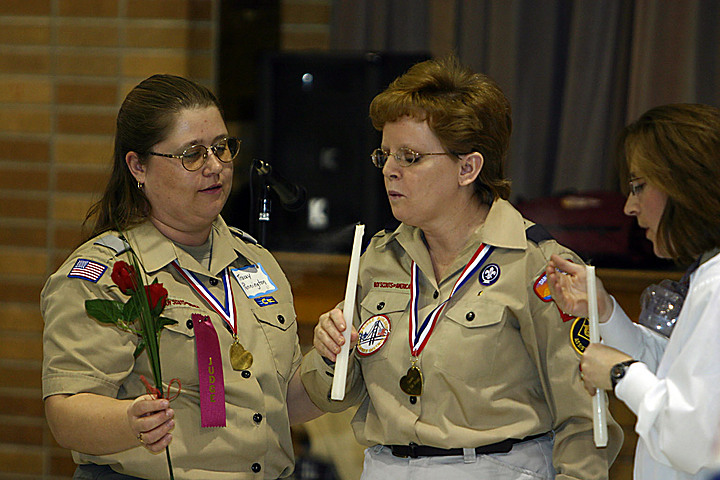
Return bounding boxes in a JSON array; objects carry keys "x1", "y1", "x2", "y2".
[
  {"x1": 145, "y1": 283, "x2": 168, "y2": 312},
  {"x1": 111, "y1": 261, "x2": 137, "y2": 294}
]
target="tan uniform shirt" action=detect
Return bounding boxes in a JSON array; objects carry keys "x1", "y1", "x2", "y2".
[
  {"x1": 42, "y1": 217, "x2": 302, "y2": 479},
  {"x1": 301, "y1": 199, "x2": 622, "y2": 480}
]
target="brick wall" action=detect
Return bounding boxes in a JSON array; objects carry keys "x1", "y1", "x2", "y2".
[
  {"x1": 0, "y1": 0, "x2": 330, "y2": 477},
  {"x1": 0, "y1": 1, "x2": 216, "y2": 478},
  {"x1": 281, "y1": 0, "x2": 330, "y2": 50}
]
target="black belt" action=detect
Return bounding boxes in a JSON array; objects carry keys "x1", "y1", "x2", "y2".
[{"x1": 388, "y1": 432, "x2": 549, "y2": 458}]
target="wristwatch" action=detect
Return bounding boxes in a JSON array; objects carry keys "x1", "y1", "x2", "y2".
[{"x1": 610, "y1": 359, "x2": 639, "y2": 389}]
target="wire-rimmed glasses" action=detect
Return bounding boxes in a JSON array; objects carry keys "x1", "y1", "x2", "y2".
[
  {"x1": 148, "y1": 136, "x2": 241, "y2": 171},
  {"x1": 371, "y1": 147, "x2": 452, "y2": 168}
]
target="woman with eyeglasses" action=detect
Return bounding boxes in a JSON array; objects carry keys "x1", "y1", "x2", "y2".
[
  {"x1": 41, "y1": 74, "x2": 321, "y2": 479},
  {"x1": 547, "y1": 104, "x2": 720, "y2": 480},
  {"x1": 300, "y1": 56, "x2": 622, "y2": 479}
]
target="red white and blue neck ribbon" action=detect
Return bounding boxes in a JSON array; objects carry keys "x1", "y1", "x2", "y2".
[
  {"x1": 409, "y1": 243, "x2": 494, "y2": 356},
  {"x1": 171, "y1": 262, "x2": 237, "y2": 333}
]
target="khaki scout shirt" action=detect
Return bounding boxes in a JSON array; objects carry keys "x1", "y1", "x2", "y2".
[
  {"x1": 42, "y1": 217, "x2": 302, "y2": 479},
  {"x1": 301, "y1": 199, "x2": 622, "y2": 480}
]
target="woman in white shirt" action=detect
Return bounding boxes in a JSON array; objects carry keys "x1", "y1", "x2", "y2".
[{"x1": 546, "y1": 103, "x2": 720, "y2": 480}]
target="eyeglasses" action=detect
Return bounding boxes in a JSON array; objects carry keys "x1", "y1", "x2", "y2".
[
  {"x1": 371, "y1": 147, "x2": 451, "y2": 168},
  {"x1": 628, "y1": 176, "x2": 645, "y2": 196},
  {"x1": 148, "y1": 136, "x2": 241, "y2": 171}
]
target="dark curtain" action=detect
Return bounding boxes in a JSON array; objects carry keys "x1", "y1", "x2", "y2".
[{"x1": 330, "y1": 0, "x2": 720, "y2": 201}]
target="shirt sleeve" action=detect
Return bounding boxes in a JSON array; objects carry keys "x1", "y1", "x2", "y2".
[
  {"x1": 299, "y1": 347, "x2": 366, "y2": 413},
  {"x1": 41, "y1": 255, "x2": 137, "y2": 399},
  {"x1": 529, "y1": 246, "x2": 623, "y2": 480},
  {"x1": 299, "y1": 292, "x2": 368, "y2": 412},
  {"x1": 614, "y1": 273, "x2": 720, "y2": 474},
  {"x1": 599, "y1": 296, "x2": 667, "y2": 371}
]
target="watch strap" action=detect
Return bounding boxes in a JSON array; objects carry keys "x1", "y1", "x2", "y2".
[{"x1": 611, "y1": 359, "x2": 639, "y2": 389}]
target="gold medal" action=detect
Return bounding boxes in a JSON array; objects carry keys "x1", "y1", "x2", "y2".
[
  {"x1": 230, "y1": 340, "x2": 253, "y2": 371},
  {"x1": 399, "y1": 361, "x2": 423, "y2": 396}
]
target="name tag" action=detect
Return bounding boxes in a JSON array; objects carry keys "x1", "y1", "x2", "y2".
[{"x1": 231, "y1": 264, "x2": 277, "y2": 298}]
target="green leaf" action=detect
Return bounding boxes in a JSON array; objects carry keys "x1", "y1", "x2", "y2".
[
  {"x1": 123, "y1": 295, "x2": 143, "y2": 324},
  {"x1": 85, "y1": 299, "x2": 125, "y2": 325},
  {"x1": 157, "y1": 316, "x2": 178, "y2": 328}
]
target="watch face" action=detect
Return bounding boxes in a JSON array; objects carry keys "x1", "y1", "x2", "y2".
[{"x1": 611, "y1": 360, "x2": 637, "y2": 388}]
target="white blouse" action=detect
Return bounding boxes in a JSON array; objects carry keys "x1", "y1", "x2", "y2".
[{"x1": 602, "y1": 252, "x2": 720, "y2": 480}]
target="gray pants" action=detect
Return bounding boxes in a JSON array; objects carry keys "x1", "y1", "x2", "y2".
[{"x1": 361, "y1": 435, "x2": 555, "y2": 480}]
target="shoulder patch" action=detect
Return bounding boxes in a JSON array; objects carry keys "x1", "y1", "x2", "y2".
[
  {"x1": 228, "y1": 227, "x2": 258, "y2": 245},
  {"x1": 68, "y1": 258, "x2": 107, "y2": 283},
  {"x1": 570, "y1": 316, "x2": 591, "y2": 355},
  {"x1": 94, "y1": 234, "x2": 130, "y2": 255},
  {"x1": 533, "y1": 273, "x2": 552, "y2": 302},
  {"x1": 525, "y1": 224, "x2": 554, "y2": 245}
]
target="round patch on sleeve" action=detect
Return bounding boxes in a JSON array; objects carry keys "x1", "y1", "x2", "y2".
[
  {"x1": 570, "y1": 316, "x2": 591, "y2": 355},
  {"x1": 356, "y1": 315, "x2": 391, "y2": 356},
  {"x1": 479, "y1": 263, "x2": 500, "y2": 286}
]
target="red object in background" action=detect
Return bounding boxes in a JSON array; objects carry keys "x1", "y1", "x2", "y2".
[{"x1": 515, "y1": 191, "x2": 667, "y2": 269}]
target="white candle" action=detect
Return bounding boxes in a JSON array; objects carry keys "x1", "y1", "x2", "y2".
[
  {"x1": 586, "y1": 265, "x2": 608, "y2": 447},
  {"x1": 331, "y1": 223, "x2": 365, "y2": 401}
]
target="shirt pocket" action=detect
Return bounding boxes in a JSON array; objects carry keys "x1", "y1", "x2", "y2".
[
  {"x1": 356, "y1": 291, "x2": 409, "y2": 363},
  {"x1": 434, "y1": 300, "x2": 506, "y2": 381},
  {"x1": 252, "y1": 301, "x2": 298, "y2": 382},
  {"x1": 155, "y1": 305, "x2": 199, "y2": 388}
]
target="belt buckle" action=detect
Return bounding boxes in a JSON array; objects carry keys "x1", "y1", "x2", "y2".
[
  {"x1": 408, "y1": 443, "x2": 418, "y2": 458},
  {"x1": 391, "y1": 443, "x2": 418, "y2": 459}
]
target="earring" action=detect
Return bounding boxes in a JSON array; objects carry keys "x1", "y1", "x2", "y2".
[{"x1": 137, "y1": 181, "x2": 143, "y2": 189}]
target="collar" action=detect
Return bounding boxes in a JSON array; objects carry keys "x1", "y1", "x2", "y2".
[
  {"x1": 376, "y1": 199, "x2": 528, "y2": 251},
  {"x1": 682, "y1": 246, "x2": 720, "y2": 285},
  {"x1": 476, "y1": 198, "x2": 528, "y2": 250},
  {"x1": 375, "y1": 199, "x2": 527, "y2": 284},
  {"x1": 123, "y1": 216, "x2": 253, "y2": 276},
  {"x1": 699, "y1": 247, "x2": 720, "y2": 266}
]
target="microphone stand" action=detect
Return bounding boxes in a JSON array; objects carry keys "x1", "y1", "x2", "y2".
[
  {"x1": 251, "y1": 158, "x2": 306, "y2": 246},
  {"x1": 256, "y1": 180, "x2": 271, "y2": 246}
]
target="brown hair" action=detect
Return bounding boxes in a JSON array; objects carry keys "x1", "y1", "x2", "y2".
[
  {"x1": 618, "y1": 103, "x2": 720, "y2": 264},
  {"x1": 369, "y1": 55, "x2": 512, "y2": 204},
  {"x1": 83, "y1": 74, "x2": 223, "y2": 241}
]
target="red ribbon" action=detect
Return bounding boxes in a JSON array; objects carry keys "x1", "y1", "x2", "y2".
[{"x1": 140, "y1": 375, "x2": 181, "y2": 401}]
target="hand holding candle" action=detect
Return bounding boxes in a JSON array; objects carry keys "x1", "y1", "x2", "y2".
[
  {"x1": 331, "y1": 223, "x2": 364, "y2": 401},
  {"x1": 586, "y1": 265, "x2": 608, "y2": 447}
]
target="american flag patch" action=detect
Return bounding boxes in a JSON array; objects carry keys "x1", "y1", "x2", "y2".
[{"x1": 68, "y1": 259, "x2": 107, "y2": 283}]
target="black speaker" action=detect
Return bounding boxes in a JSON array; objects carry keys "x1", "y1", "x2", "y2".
[
  {"x1": 218, "y1": 1, "x2": 280, "y2": 121},
  {"x1": 254, "y1": 52, "x2": 430, "y2": 253}
]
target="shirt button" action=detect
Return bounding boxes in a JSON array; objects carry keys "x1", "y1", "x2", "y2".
[
  {"x1": 253, "y1": 413, "x2": 263, "y2": 423},
  {"x1": 433, "y1": 290, "x2": 439, "y2": 299},
  {"x1": 409, "y1": 396, "x2": 417, "y2": 404},
  {"x1": 376, "y1": 302, "x2": 385, "y2": 311},
  {"x1": 209, "y1": 278, "x2": 219, "y2": 286},
  {"x1": 466, "y1": 311, "x2": 475, "y2": 321},
  {"x1": 251, "y1": 463, "x2": 261, "y2": 473},
  {"x1": 277, "y1": 315, "x2": 285, "y2": 324},
  {"x1": 241, "y1": 370, "x2": 251, "y2": 378},
  {"x1": 186, "y1": 319, "x2": 193, "y2": 329}
]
